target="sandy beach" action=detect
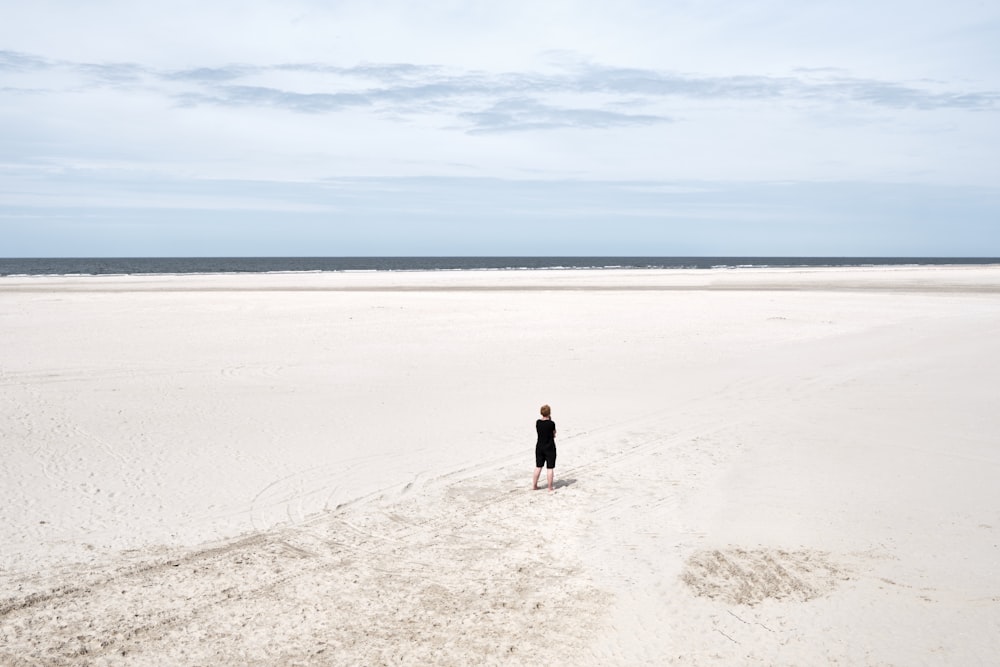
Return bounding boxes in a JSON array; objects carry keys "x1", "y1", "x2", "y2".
[{"x1": 2, "y1": 266, "x2": 999, "y2": 665}]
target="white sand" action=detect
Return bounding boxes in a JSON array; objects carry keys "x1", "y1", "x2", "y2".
[{"x1": 1, "y1": 266, "x2": 999, "y2": 665}]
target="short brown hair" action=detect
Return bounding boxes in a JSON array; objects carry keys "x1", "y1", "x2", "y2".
[{"x1": 540, "y1": 404, "x2": 551, "y2": 417}]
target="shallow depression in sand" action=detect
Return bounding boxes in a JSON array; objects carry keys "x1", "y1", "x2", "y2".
[{"x1": 680, "y1": 548, "x2": 852, "y2": 606}]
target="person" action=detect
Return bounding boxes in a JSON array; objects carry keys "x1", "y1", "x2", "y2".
[{"x1": 532, "y1": 404, "x2": 557, "y2": 492}]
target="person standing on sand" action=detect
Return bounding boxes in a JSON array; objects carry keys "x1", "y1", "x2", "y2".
[{"x1": 532, "y1": 404, "x2": 557, "y2": 492}]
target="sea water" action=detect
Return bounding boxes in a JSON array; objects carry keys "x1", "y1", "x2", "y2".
[{"x1": 2, "y1": 256, "x2": 999, "y2": 277}]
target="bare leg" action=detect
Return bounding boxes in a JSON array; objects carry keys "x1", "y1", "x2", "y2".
[
  {"x1": 547, "y1": 469, "x2": 554, "y2": 492},
  {"x1": 532, "y1": 467, "x2": 542, "y2": 490}
]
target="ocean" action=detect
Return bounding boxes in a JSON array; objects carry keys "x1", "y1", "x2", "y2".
[{"x1": 1, "y1": 257, "x2": 998, "y2": 277}]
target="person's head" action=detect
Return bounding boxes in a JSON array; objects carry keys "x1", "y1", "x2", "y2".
[{"x1": 540, "y1": 404, "x2": 551, "y2": 418}]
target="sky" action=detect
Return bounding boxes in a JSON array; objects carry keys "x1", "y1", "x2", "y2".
[{"x1": 1, "y1": 1, "x2": 999, "y2": 257}]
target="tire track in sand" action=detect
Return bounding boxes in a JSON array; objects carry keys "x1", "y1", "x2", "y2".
[
  {"x1": 0, "y1": 368, "x2": 824, "y2": 664},
  {"x1": 0, "y1": 463, "x2": 610, "y2": 666}
]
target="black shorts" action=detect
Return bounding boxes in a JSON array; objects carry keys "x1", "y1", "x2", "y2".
[{"x1": 535, "y1": 445, "x2": 556, "y2": 469}]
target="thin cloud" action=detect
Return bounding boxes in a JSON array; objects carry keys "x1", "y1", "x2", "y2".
[
  {"x1": 0, "y1": 49, "x2": 52, "y2": 71},
  {"x1": 1, "y1": 49, "x2": 997, "y2": 133},
  {"x1": 167, "y1": 66, "x2": 259, "y2": 82},
  {"x1": 816, "y1": 77, "x2": 1000, "y2": 110},
  {"x1": 273, "y1": 62, "x2": 439, "y2": 80},
  {"x1": 462, "y1": 97, "x2": 668, "y2": 133},
  {"x1": 571, "y1": 65, "x2": 797, "y2": 99},
  {"x1": 197, "y1": 85, "x2": 374, "y2": 113},
  {"x1": 576, "y1": 64, "x2": 1000, "y2": 110},
  {"x1": 78, "y1": 62, "x2": 146, "y2": 84}
]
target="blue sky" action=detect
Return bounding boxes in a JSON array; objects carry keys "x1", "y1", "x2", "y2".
[{"x1": 1, "y1": 1, "x2": 998, "y2": 256}]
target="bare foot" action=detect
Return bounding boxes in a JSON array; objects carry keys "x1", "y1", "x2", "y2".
[
  {"x1": 548, "y1": 487, "x2": 555, "y2": 493},
  {"x1": 532, "y1": 486, "x2": 540, "y2": 491}
]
